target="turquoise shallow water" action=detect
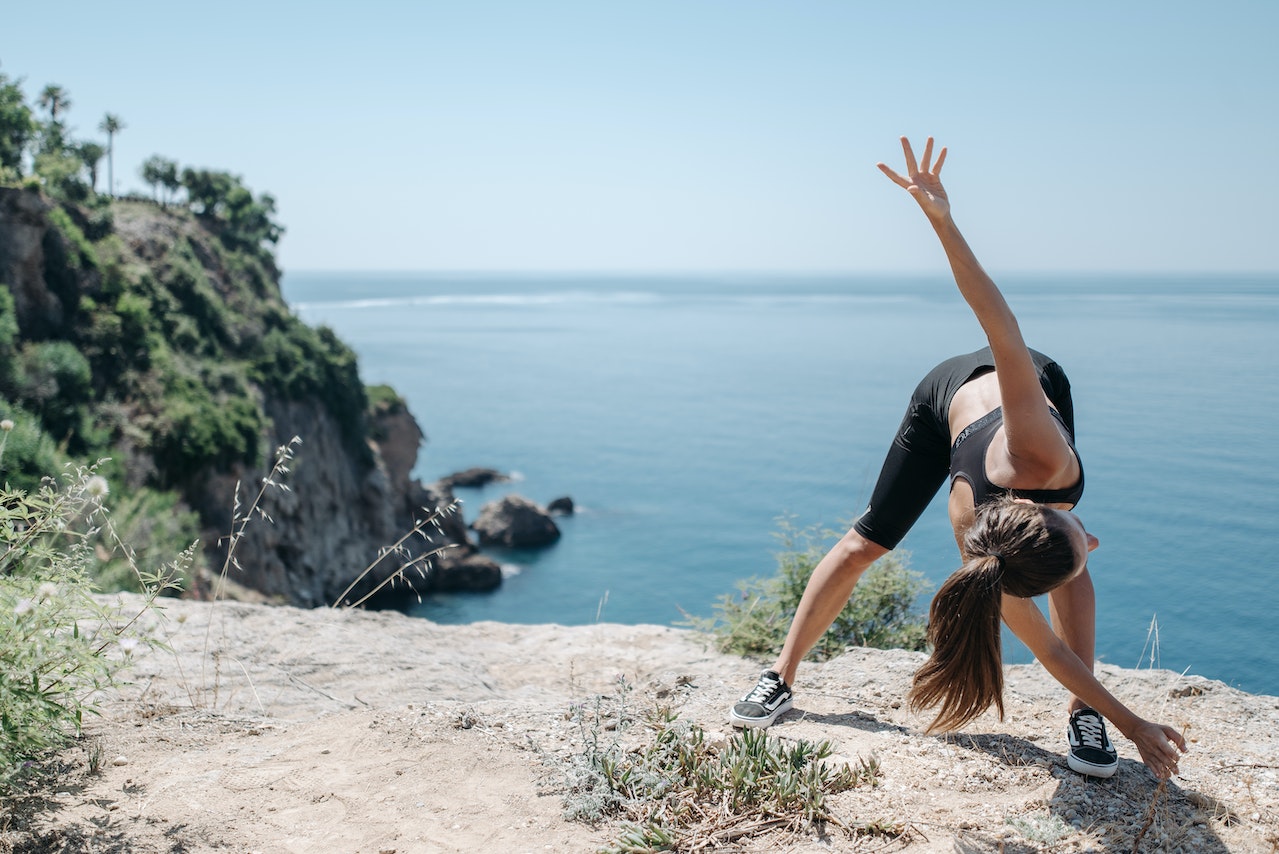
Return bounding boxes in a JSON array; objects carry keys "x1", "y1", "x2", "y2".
[{"x1": 284, "y1": 273, "x2": 1279, "y2": 696}]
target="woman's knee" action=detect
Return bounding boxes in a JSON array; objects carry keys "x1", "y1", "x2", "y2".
[{"x1": 830, "y1": 528, "x2": 890, "y2": 574}]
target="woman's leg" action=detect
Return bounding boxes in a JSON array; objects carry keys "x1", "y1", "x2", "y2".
[
  {"x1": 731, "y1": 357, "x2": 955, "y2": 727},
  {"x1": 771, "y1": 529, "x2": 889, "y2": 684},
  {"x1": 1047, "y1": 567, "x2": 1097, "y2": 713},
  {"x1": 769, "y1": 369, "x2": 955, "y2": 685}
]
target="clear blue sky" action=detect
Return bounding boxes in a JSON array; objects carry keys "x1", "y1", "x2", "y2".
[{"x1": 3, "y1": 1, "x2": 1276, "y2": 273}]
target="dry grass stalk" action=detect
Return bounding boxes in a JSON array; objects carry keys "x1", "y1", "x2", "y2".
[
  {"x1": 1131, "y1": 778, "x2": 1168, "y2": 853},
  {"x1": 194, "y1": 437, "x2": 301, "y2": 708},
  {"x1": 330, "y1": 501, "x2": 461, "y2": 608}
]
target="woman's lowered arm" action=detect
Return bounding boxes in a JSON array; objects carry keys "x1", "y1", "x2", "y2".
[{"x1": 1001, "y1": 593, "x2": 1187, "y2": 779}]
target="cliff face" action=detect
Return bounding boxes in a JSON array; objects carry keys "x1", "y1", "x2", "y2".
[
  {"x1": 188, "y1": 398, "x2": 439, "y2": 607},
  {"x1": 0, "y1": 187, "x2": 478, "y2": 606},
  {"x1": 0, "y1": 189, "x2": 64, "y2": 337}
]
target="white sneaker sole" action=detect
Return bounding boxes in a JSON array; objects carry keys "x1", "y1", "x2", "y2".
[
  {"x1": 728, "y1": 699, "x2": 793, "y2": 729},
  {"x1": 1067, "y1": 753, "x2": 1118, "y2": 778}
]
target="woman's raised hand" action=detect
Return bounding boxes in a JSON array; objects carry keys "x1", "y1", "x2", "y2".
[{"x1": 878, "y1": 136, "x2": 950, "y2": 222}]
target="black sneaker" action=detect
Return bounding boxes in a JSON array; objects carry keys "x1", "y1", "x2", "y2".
[
  {"x1": 730, "y1": 670, "x2": 794, "y2": 729},
  {"x1": 1066, "y1": 707, "x2": 1118, "y2": 778}
]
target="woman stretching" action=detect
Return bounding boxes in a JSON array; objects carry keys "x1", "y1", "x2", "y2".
[{"x1": 730, "y1": 137, "x2": 1187, "y2": 781}]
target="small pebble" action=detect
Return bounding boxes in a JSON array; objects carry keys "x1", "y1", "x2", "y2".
[{"x1": 111, "y1": 756, "x2": 128, "y2": 767}]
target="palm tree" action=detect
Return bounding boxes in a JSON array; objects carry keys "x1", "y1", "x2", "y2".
[
  {"x1": 37, "y1": 85, "x2": 71, "y2": 122},
  {"x1": 36, "y1": 85, "x2": 72, "y2": 154},
  {"x1": 78, "y1": 142, "x2": 106, "y2": 192},
  {"x1": 99, "y1": 113, "x2": 125, "y2": 197}
]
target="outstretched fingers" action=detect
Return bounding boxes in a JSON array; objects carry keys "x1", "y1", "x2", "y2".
[
  {"x1": 877, "y1": 161, "x2": 911, "y2": 188},
  {"x1": 901, "y1": 135, "x2": 919, "y2": 175},
  {"x1": 880, "y1": 136, "x2": 946, "y2": 182}
]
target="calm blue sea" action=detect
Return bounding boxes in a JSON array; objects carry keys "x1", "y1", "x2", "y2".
[{"x1": 283, "y1": 273, "x2": 1279, "y2": 697}]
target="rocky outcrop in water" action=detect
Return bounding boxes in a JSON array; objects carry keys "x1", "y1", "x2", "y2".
[
  {"x1": 472, "y1": 495, "x2": 562, "y2": 548},
  {"x1": 547, "y1": 496, "x2": 575, "y2": 516},
  {"x1": 439, "y1": 467, "x2": 510, "y2": 489}
]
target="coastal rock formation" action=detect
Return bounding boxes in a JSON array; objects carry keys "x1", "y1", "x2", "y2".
[
  {"x1": 438, "y1": 467, "x2": 510, "y2": 489},
  {"x1": 0, "y1": 187, "x2": 482, "y2": 608},
  {"x1": 472, "y1": 495, "x2": 562, "y2": 548},
  {"x1": 547, "y1": 496, "x2": 575, "y2": 515},
  {"x1": 434, "y1": 552, "x2": 503, "y2": 591}
]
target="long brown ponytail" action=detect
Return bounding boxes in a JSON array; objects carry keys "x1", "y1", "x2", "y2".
[{"x1": 907, "y1": 496, "x2": 1078, "y2": 733}]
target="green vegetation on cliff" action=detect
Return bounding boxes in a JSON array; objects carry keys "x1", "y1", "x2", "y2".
[{"x1": 0, "y1": 67, "x2": 388, "y2": 592}]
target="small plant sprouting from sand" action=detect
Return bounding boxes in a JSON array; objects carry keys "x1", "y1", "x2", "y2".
[
  {"x1": 1006, "y1": 810, "x2": 1073, "y2": 845},
  {"x1": 541, "y1": 676, "x2": 897, "y2": 852}
]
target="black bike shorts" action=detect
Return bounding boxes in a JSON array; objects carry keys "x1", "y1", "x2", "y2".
[{"x1": 850, "y1": 347, "x2": 1074, "y2": 550}]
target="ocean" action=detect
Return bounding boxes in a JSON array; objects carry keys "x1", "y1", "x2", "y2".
[{"x1": 283, "y1": 272, "x2": 1279, "y2": 697}]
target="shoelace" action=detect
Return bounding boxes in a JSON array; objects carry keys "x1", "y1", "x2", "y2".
[
  {"x1": 1074, "y1": 713, "x2": 1108, "y2": 749},
  {"x1": 744, "y1": 675, "x2": 782, "y2": 703}
]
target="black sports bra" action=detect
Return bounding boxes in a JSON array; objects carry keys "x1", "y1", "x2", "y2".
[{"x1": 949, "y1": 407, "x2": 1085, "y2": 507}]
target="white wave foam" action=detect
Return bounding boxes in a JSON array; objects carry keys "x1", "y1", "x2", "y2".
[
  {"x1": 293, "y1": 290, "x2": 663, "y2": 312},
  {"x1": 500, "y1": 563, "x2": 523, "y2": 578}
]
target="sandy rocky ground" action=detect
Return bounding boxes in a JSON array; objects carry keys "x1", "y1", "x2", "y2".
[{"x1": 3, "y1": 594, "x2": 1277, "y2": 854}]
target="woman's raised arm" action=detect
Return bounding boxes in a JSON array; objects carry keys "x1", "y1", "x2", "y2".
[{"x1": 878, "y1": 136, "x2": 1073, "y2": 476}]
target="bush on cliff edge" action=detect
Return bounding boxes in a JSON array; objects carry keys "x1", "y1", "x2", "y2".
[{"x1": 690, "y1": 517, "x2": 929, "y2": 659}]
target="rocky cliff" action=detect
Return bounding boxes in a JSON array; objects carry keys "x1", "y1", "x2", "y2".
[{"x1": 0, "y1": 187, "x2": 495, "y2": 606}]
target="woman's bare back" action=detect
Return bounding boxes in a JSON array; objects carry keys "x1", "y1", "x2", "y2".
[{"x1": 947, "y1": 371, "x2": 1081, "y2": 544}]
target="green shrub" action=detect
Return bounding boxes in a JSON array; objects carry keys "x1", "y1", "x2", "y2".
[
  {"x1": 153, "y1": 372, "x2": 262, "y2": 478},
  {"x1": 366, "y1": 383, "x2": 406, "y2": 416},
  {"x1": 45, "y1": 205, "x2": 97, "y2": 272},
  {"x1": 160, "y1": 241, "x2": 236, "y2": 351},
  {"x1": 81, "y1": 195, "x2": 114, "y2": 241},
  {"x1": 13, "y1": 340, "x2": 93, "y2": 447},
  {"x1": 0, "y1": 287, "x2": 18, "y2": 391},
  {"x1": 365, "y1": 384, "x2": 407, "y2": 441},
  {"x1": 33, "y1": 151, "x2": 90, "y2": 205},
  {"x1": 0, "y1": 407, "x2": 65, "y2": 494},
  {"x1": 690, "y1": 517, "x2": 930, "y2": 660},
  {"x1": 0, "y1": 446, "x2": 184, "y2": 791},
  {"x1": 252, "y1": 317, "x2": 368, "y2": 454},
  {"x1": 547, "y1": 683, "x2": 891, "y2": 851}
]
